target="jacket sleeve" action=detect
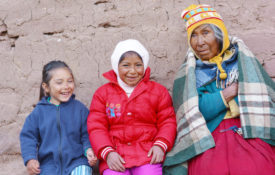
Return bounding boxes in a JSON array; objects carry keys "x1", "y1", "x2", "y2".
[
  {"x1": 80, "y1": 105, "x2": 92, "y2": 153},
  {"x1": 198, "y1": 86, "x2": 227, "y2": 121},
  {"x1": 19, "y1": 111, "x2": 40, "y2": 166},
  {"x1": 154, "y1": 86, "x2": 177, "y2": 152},
  {"x1": 87, "y1": 89, "x2": 114, "y2": 159}
]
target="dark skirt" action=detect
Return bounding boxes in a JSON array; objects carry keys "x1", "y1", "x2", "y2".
[{"x1": 188, "y1": 118, "x2": 275, "y2": 175}]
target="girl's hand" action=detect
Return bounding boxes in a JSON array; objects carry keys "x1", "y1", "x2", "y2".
[
  {"x1": 86, "y1": 148, "x2": 98, "y2": 166},
  {"x1": 106, "y1": 152, "x2": 125, "y2": 172},
  {"x1": 26, "y1": 159, "x2": 40, "y2": 175},
  {"x1": 222, "y1": 82, "x2": 238, "y2": 102},
  {"x1": 148, "y1": 145, "x2": 165, "y2": 164}
]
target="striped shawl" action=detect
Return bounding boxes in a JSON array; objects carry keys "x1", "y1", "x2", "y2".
[{"x1": 163, "y1": 37, "x2": 275, "y2": 175}]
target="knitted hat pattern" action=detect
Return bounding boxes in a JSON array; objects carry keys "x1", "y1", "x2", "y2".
[{"x1": 181, "y1": 4, "x2": 230, "y2": 79}]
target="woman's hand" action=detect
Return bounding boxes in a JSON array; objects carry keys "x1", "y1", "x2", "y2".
[
  {"x1": 26, "y1": 159, "x2": 40, "y2": 175},
  {"x1": 148, "y1": 145, "x2": 165, "y2": 164},
  {"x1": 86, "y1": 148, "x2": 98, "y2": 166},
  {"x1": 222, "y1": 82, "x2": 238, "y2": 102},
  {"x1": 106, "y1": 152, "x2": 125, "y2": 172}
]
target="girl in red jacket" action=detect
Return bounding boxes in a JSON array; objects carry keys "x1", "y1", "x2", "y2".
[{"x1": 87, "y1": 39, "x2": 177, "y2": 175}]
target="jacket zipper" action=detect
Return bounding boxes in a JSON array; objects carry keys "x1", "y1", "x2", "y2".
[{"x1": 56, "y1": 106, "x2": 63, "y2": 175}]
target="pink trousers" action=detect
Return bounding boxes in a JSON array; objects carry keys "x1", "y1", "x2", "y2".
[{"x1": 103, "y1": 163, "x2": 162, "y2": 175}]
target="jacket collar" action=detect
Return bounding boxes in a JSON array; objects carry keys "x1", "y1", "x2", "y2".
[
  {"x1": 103, "y1": 68, "x2": 151, "y2": 101},
  {"x1": 37, "y1": 94, "x2": 75, "y2": 106}
]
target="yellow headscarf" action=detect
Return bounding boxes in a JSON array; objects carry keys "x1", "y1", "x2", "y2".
[{"x1": 181, "y1": 4, "x2": 230, "y2": 79}]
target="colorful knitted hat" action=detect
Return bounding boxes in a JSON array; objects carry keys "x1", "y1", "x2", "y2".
[{"x1": 181, "y1": 4, "x2": 230, "y2": 79}]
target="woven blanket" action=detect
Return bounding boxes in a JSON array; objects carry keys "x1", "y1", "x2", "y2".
[{"x1": 163, "y1": 37, "x2": 275, "y2": 175}]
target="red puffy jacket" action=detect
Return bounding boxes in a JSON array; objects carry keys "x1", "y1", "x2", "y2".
[{"x1": 87, "y1": 68, "x2": 177, "y2": 174}]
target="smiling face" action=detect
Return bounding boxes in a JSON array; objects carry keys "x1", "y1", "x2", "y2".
[
  {"x1": 190, "y1": 24, "x2": 220, "y2": 61},
  {"x1": 118, "y1": 52, "x2": 144, "y2": 87},
  {"x1": 42, "y1": 68, "x2": 75, "y2": 105}
]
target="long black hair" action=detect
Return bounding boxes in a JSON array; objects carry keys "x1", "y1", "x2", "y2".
[{"x1": 39, "y1": 60, "x2": 73, "y2": 100}]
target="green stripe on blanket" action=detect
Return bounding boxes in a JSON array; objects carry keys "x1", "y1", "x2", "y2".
[
  {"x1": 237, "y1": 37, "x2": 275, "y2": 141},
  {"x1": 164, "y1": 50, "x2": 215, "y2": 175}
]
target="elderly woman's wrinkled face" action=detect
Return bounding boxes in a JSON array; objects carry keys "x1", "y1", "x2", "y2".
[{"x1": 190, "y1": 24, "x2": 220, "y2": 61}]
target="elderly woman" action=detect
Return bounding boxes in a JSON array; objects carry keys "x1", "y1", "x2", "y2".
[{"x1": 163, "y1": 4, "x2": 275, "y2": 175}]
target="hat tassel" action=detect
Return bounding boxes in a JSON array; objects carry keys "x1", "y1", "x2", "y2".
[{"x1": 209, "y1": 56, "x2": 227, "y2": 79}]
